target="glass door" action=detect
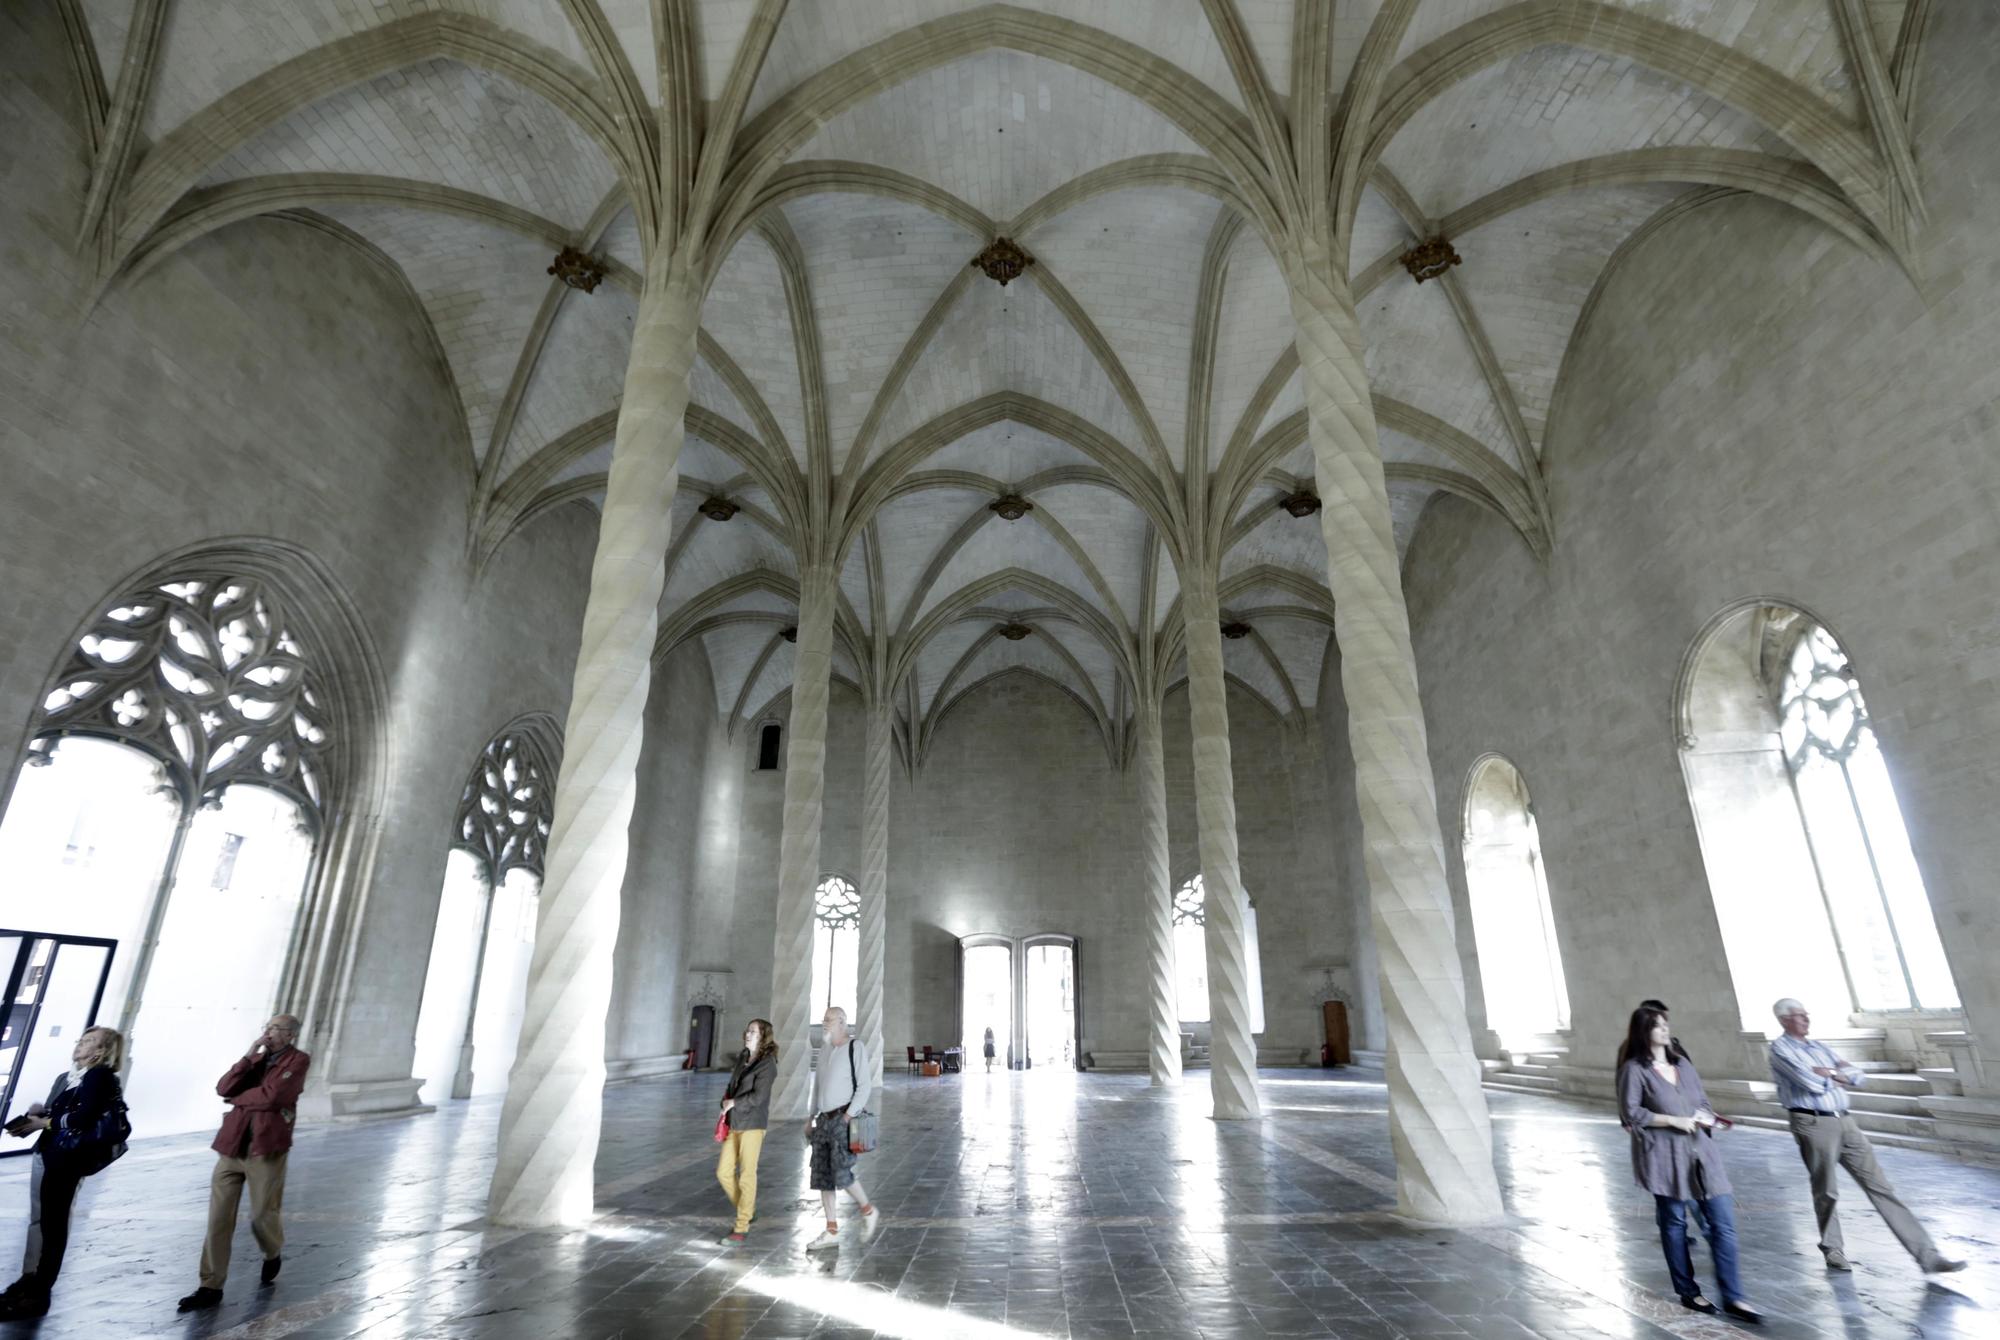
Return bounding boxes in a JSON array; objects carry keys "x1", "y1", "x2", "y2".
[{"x1": 0, "y1": 932, "x2": 118, "y2": 1154}]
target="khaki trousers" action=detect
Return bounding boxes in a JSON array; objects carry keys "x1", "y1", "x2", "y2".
[
  {"x1": 716, "y1": 1128, "x2": 766, "y2": 1234},
  {"x1": 199, "y1": 1153, "x2": 287, "y2": 1289},
  {"x1": 1787, "y1": 1112, "x2": 1936, "y2": 1265}
]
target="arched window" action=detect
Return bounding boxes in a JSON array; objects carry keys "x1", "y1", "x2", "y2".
[
  {"x1": 1680, "y1": 605, "x2": 1959, "y2": 1037},
  {"x1": 1462, "y1": 757, "x2": 1570, "y2": 1040},
  {"x1": 1172, "y1": 876, "x2": 1209, "y2": 1025},
  {"x1": 1774, "y1": 624, "x2": 1956, "y2": 1010},
  {"x1": 756, "y1": 722, "x2": 783, "y2": 770},
  {"x1": 810, "y1": 875, "x2": 859, "y2": 1016},
  {"x1": 0, "y1": 574, "x2": 331, "y2": 1135},
  {"x1": 412, "y1": 726, "x2": 558, "y2": 1104}
]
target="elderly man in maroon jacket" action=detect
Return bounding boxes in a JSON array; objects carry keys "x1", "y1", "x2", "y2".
[{"x1": 177, "y1": 1014, "x2": 310, "y2": 1313}]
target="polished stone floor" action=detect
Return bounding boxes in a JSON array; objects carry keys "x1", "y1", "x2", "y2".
[{"x1": 0, "y1": 1067, "x2": 1991, "y2": 1338}]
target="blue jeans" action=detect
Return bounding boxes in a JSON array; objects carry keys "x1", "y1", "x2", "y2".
[{"x1": 1654, "y1": 1193, "x2": 1742, "y2": 1303}]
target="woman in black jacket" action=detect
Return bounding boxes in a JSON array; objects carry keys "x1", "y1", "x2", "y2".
[
  {"x1": 1, "y1": 1025, "x2": 127, "y2": 1319},
  {"x1": 716, "y1": 1018, "x2": 776, "y2": 1245}
]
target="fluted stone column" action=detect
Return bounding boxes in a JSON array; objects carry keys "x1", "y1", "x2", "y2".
[
  {"x1": 488, "y1": 261, "x2": 701, "y2": 1226},
  {"x1": 1286, "y1": 247, "x2": 1503, "y2": 1222},
  {"x1": 1135, "y1": 697, "x2": 1181, "y2": 1088},
  {"x1": 1180, "y1": 573, "x2": 1262, "y2": 1120},
  {"x1": 857, "y1": 698, "x2": 890, "y2": 1096},
  {"x1": 768, "y1": 563, "x2": 839, "y2": 1119}
]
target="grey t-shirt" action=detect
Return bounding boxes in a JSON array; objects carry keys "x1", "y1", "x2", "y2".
[{"x1": 814, "y1": 1038, "x2": 872, "y2": 1115}]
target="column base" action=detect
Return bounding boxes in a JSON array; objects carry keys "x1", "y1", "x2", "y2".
[
  {"x1": 606, "y1": 1054, "x2": 694, "y2": 1082},
  {"x1": 1255, "y1": 1045, "x2": 1313, "y2": 1066},
  {"x1": 1086, "y1": 1050, "x2": 1149, "y2": 1071},
  {"x1": 319, "y1": 1077, "x2": 432, "y2": 1122}
]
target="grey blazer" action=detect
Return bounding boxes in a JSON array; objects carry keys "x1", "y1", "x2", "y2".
[
  {"x1": 723, "y1": 1050, "x2": 775, "y2": 1131},
  {"x1": 1618, "y1": 1057, "x2": 1732, "y2": 1200}
]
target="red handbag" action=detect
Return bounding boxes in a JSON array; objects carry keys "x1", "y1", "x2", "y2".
[{"x1": 714, "y1": 1110, "x2": 731, "y2": 1142}]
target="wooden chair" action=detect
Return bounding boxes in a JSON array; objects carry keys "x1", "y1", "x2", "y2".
[{"x1": 905, "y1": 1045, "x2": 921, "y2": 1074}]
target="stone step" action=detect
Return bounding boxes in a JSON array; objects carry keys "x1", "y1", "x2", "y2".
[
  {"x1": 1846, "y1": 1090, "x2": 1929, "y2": 1118},
  {"x1": 1484, "y1": 1072, "x2": 1562, "y2": 1095},
  {"x1": 1731, "y1": 1108, "x2": 1940, "y2": 1145},
  {"x1": 1860, "y1": 1072, "x2": 1934, "y2": 1097}
]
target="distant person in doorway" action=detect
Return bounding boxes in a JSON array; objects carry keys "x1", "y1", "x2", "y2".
[
  {"x1": 0, "y1": 1025, "x2": 129, "y2": 1320},
  {"x1": 1615, "y1": 999, "x2": 1690, "y2": 1068},
  {"x1": 178, "y1": 1014, "x2": 311, "y2": 1312},
  {"x1": 717, "y1": 1018, "x2": 777, "y2": 1245},
  {"x1": 804, "y1": 1006, "x2": 877, "y2": 1251},
  {"x1": 1768, "y1": 998, "x2": 1965, "y2": 1274},
  {"x1": 983, "y1": 1027, "x2": 996, "y2": 1072},
  {"x1": 1619, "y1": 1006, "x2": 1761, "y2": 1323}
]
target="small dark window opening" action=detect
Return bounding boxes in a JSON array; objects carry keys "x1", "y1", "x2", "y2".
[{"x1": 756, "y1": 723, "x2": 782, "y2": 770}]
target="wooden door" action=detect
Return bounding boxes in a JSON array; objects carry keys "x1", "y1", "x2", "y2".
[
  {"x1": 1321, "y1": 1000, "x2": 1351, "y2": 1066},
  {"x1": 688, "y1": 1004, "x2": 716, "y2": 1069}
]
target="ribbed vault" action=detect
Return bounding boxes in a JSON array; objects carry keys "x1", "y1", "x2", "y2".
[{"x1": 68, "y1": 0, "x2": 1926, "y2": 740}]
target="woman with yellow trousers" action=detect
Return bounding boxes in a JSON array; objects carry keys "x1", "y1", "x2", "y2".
[{"x1": 716, "y1": 1019, "x2": 776, "y2": 1244}]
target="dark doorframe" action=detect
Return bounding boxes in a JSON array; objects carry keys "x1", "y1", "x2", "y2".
[
  {"x1": 688, "y1": 1004, "x2": 716, "y2": 1070},
  {"x1": 0, "y1": 931, "x2": 117, "y2": 1155}
]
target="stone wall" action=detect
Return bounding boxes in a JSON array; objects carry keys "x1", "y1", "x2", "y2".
[
  {"x1": 707, "y1": 668, "x2": 1378, "y2": 1069},
  {"x1": 607, "y1": 642, "x2": 723, "y2": 1074},
  {"x1": 1403, "y1": 5, "x2": 2000, "y2": 1086},
  {"x1": 0, "y1": 2, "x2": 596, "y2": 1110}
]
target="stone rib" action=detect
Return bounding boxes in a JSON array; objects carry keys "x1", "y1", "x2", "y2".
[
  {"x1": 769, "y1": 564, "x2": 838, "y2": 1119},
  {"x1": 857, "y1": 698, "x2": 891, "y2": 1096},
  {"x1": 1287, "y1": 253, "x2": 1503, "y2": 1223},
  {"x1": 487, "y1": 266, "x2": 699, "y2": 1226},
  {"x1": 1181, "y1": 571, "x2": 1262, "y2": 1121},
  {"x1": 1135, "y1": 698, "x2": 1182, "y2": 1088}
]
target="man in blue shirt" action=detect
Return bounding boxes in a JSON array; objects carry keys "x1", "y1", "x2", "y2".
[{"x1": 1769, "y1": 998, "x2": 1964, "y2": 1274}]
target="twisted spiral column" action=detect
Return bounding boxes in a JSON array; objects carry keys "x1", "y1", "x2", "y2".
[
  {"x1": 1180, "y1": 572, "x2": 1262, "y2": 1120},
  {"x1": 768, "y1": 563, "x2": 839, "y2": 1120},
  {"x1": 488, "y1": 263, "x2": 700, "y2": 1226},
  {"x1": 1286, "y1": 249, "x2": 1503, "y2": 1223},
  {"x1": 1135, "y1": 696, "x2": 1181, "y2": 1088},
  {"x1": 857, "y1": 698, "x2": 891, "y2": 1096}
]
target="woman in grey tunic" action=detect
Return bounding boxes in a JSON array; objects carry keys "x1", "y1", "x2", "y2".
[{"x1": 1618, "y1": 1007, "x2": 1762, "y2": 1323}]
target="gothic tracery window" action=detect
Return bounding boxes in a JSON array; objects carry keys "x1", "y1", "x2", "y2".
[
  {"x1": 1172, "y1": 875, "x2": 1209, "y2": 1024},
  {"x1": 810, "y1": 875, "x2": 860, "y2": 1016},
  {"x1": 453, "y1": 732, "x2": 555, "y2": 881},
  {"x1": 1775, "y1": 623, "x2": 1957, "y2": 1010},
  {"x1": 33, "y1": 575, "x2": 333, "y2": 816}
]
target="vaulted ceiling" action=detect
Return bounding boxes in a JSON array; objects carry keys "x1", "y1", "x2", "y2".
[{"x1": 69, "y1": 0, "x2": 1926, "y2": 763}]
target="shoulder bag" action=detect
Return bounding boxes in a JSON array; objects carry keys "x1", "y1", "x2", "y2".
[
  {"x1": 845, "y1": 1041, "x2": 878, "y2": 1154},
  {"x1": 51, "y1": 1075, "x2": 131, "y2": 1176}
]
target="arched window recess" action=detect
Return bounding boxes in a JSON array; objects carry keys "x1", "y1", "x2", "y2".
[
  {"x1": 811, "y1": 874, "x2": 861, "y2": 1024},
  {"x1": 2, "y1": 569, "x2": 348, "y2": 1136},
  {"x1": 1678, "y1": 603, "x2": 1960, "y2": 1061},
  {"x1": 412, "y1": 722, "x2": 560, "y2": 1105}
]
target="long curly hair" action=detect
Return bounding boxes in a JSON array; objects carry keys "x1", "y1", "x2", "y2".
[{"x1": 745, "y1": 1018, "x2": 778, "y2": 1065}]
